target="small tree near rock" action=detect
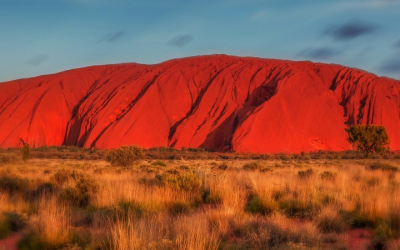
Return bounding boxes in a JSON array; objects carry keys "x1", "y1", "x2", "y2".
[
  {"x1": 346, "y1": 125, "x2": 389, "y2": 158},
  {"x1": 22, "y1": 144, "x2": 30, "y2": 162}
]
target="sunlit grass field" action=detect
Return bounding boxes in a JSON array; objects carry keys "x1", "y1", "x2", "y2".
[{"x1": 1, "y1": 149, "x2": 400, "y2": 249}]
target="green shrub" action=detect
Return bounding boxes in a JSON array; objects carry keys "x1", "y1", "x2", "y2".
[
  {"x1": 179, "y1": 165, "x2": 190, "y2": 171},
  {"x1": 298, "y1": 169, "x2": 315, "y2": 179},
  {"x1": 17, "y1": 232, "x2": 60, "y2": 250},
  {"x1": 157, "y1": 172, "x2": 202, "y2": 192},
  {"x1": 340, "y1": 210, "x2": 375, "y2": 228},
  {"x1": 245, "y1": 194, "x2": 278, "y2": 215},
  {"x1": 368, "y1": 162, "x2": 398, "y2": 172},
  {"x1": 0, "y1": 175, "x2": 29, "y2": 194},
  {"x1": 316, "y1": 212, "x2": 346, "y2": 233},
  {"x1": 5, "y1": 212, "x2": 27, "y2": 232},
  {"x1": 22, "y1": 144, "x2": 30, "y2": 161},
  {"x1": 243, "y1": 162, "x2": 262, "y2": 171},
  {"x1": 52, "y1": 168, "x2": 84, "y2": 186},
  {"x1": 368, "y1": 236, "x2": 387, "y2": 250},
  {"x1": 202, "y1": 190, "x2": 222, "y2": 204},
  {"x1": 0, "y1": 153, "x2": 19, "y2": 164},
  {"x1": 320, "y1": 171, "x2": 337, "y2": 181},
  {"x1": 168, "y1": 201, "x2": 192, "y2": 215},
  {"x1": 105, "y1": 146, "x2": 143, "y2": 167},
  {"x1": 151, "y1": 161, "x2": 167, "y2": 167},
  {"x1": 218, "y1": 162, "x2": 229, "y2": 170},
  {"x1": 0, "y1": 216, "x2": 11, "y2": 239},
  {"x1": 32, "y1": 182, "x2": 58, "y2": 198},
  {"x1": 374, "y1": 213, "x2": 400, "y2": 240},
  {"x1": 279, "y1": 200, "x2": 319, "y2": 219},
  {"x1": 60, "y1": 176, "x2": 98, "y2": 207},
  {"x1": 260, "y1": 167, "x2": 272, "y2": 173},
  {"x1": 0, "y1": 212, "x2": 27, "y2": 239}
]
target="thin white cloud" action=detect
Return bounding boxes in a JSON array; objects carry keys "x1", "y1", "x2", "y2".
[
  {"x1": 251, "y1": 10, "x2": 270, "y2": 21},
  {"x1": 334, "y1": 0, "x2": 400, "y2": 9},
  {"x1": 57, "y1": 0, "x2": 127, "y2": 6}
]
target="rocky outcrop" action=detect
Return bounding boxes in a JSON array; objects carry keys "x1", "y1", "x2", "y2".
[{"x1": 0, "y1": 55, "x2": 399, "y2": 153}]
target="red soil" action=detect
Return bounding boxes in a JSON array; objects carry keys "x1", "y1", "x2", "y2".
[
  {"x1": 0, "y1": 232, "x2": 21, "y2": 250},
  {"x1": 342, "y1": 228, "x2": 373, "y2": 250},
  {"x1": 0, "y1": 55, "x2": 399, "y2": 153}
]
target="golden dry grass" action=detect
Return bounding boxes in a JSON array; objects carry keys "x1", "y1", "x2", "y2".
[{"x1": 1, "y1": 157, "x2": 400, "y2": 249}]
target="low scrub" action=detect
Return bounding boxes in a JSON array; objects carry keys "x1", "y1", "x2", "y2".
[
  {"x1": 151, "y1": 161, "x2": 167, "y2": 167},
  {"x1": 105, "y1": 146, "x2": 143, "y2": 167},
  {"x1": 367, "y1": 162, "x2": 398, "y2": 172},
  {"x1": 156, "y1": 172, "x2": 202, "y2": 192},
  {"x1": 60, "y1": 176, "x2": 99, "y2": 207},
  {"x1": 168, "y1": 201, "x2": 193, "y2": 215},
  {"x1": 0, "y1": 152, "x2": 19, "y2": 164},
  {"x1": 0, "y1": 175, "x2": 29, "y2": 195},
  {"x1": 316, "y1": 208, "x2": 346, "y2": 233},
  {"x1": 242, "y1": 162, "x2": 263, "y2": 171},
  {"x1": 245, "y1": 194, "x2": 278, "y2": 215},
  {"x1": 320, "y1": 171, "x2": 337, "y2": 181},
  {"x1": 279, "y1": 200, "x2": 320, "y2": 219},
  {"x1": 218, "y1": 162, "x2": 229, "y2": 170},
  {"x1": 374, "y1": 213, "x2": 400, "y2": 240},
  {"x1": 52, "y1": 168, "x2": 84, "y2": 186},
  {"x1": 0, "y1": 212, "x2": 27, "y2": 239},
  {"x1": 298, "y1": 169, "x2": 315, "y2": 179},
  {"x1": 202, "y1": 190, "x2": 222, "y2": 205}
]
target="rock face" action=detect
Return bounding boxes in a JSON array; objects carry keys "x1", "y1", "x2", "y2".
[{"x1": 0, "y1": 55, "x2": 399, "y2": 153}]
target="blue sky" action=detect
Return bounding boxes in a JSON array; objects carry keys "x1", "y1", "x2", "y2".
[{"x1": 1, "y1": 0, "x2": 400, "y2": 82}]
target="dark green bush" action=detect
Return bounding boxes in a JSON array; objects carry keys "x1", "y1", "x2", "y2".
[
  {"x1": 0, "y1": 153, "x2": 19, "y2": 164},
  {"x1": 157, "y1": 172, "x2": 202, "y2": 192},
  {"x1": 17, "y1": 232, "x2": 59, "y2": 250},
  {"x1": 0, "y1": 212, "x2": 27, "y2": 239},
  {"x1": 179, "y1": 165, "x2": 190, "y2": 171},
  {"x1": 60, "y1": 176, "x2": 98, "y2": 207},
  {"x1": 245, "y1": 194, "x2": 277, "y2": 215},
  {"x1": 279, "y1": 200, "x2": 319, "y2": 219},
  {"x1": 202, "y1": 190, "x2": 222, "y2": 204},
  {"x1": 298, "y1": 169, "x2": 315, "y2": 179},
  {"x1": 347, "y1": 125, "x2": 389, "y2": 157},
  {"x1": 5, "y1": 212, "x2": 27, "y2": 232},
  {"x1": 52, "y1": 168, "x2": 84, "y2": 186},
  {"x1": 242, "y1": 162, "x2": 262, "y2": 171},
  {"x1": 0, "y1": 217, "x2": 11, "y2": 239},
  {"x1": 218, "y1": 162, "x2": 229, "y2": 170},
  {"x1": 374, "y1": 213, "x2": 400, "y2": 240},
  {"x1": 168, "y1": 201, "x2": 192, "y2": 215},
  {"x1": 320, "y1": 171, "x2": 337, "y2": 181},
  {"x1": 0, "y1": 175, "x2": 29, "y2": 194},
  {"x1": 22, "y1": 144, "x2": 30, "y2": 161},
  {"x1": 117, "y1": 201, "x2": 151, "y2": 217},
  {"x1": 368, "y1": 162, "x2": 398, "y2": 172},
  {"x1": 368, "y1": 236, "x2": 387, "y2": 250},
  {"x1": 317, "y1": 213, "x2": 346, "y2": 233},
  {"x1": 340, "y1": 210, "x2": 375, "y2": 228},
  {"x1": 151, "y1": 161, "x2": 167, "y2": 167},
  {"x1": 105, "y1": 146, "x2": 143, "y2": 167}
]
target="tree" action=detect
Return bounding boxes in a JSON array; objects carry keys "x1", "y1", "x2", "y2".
[
  {"x1": 105, "y1": 146, "x2": 143, "y2": 167},
  {"x1": 346, "y1": 125, "x2": 389, "y2": 157},
  {"x1": 22, "y1": 144, "x2": 30, "y2": 161},
  {"x1": 19, "y1": 138, "x2": 30, "y2": 161}
]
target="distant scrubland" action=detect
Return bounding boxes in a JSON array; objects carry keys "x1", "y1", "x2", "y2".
[{"x1": 1, "y1": 148, "x2": 400, "y2": 249}]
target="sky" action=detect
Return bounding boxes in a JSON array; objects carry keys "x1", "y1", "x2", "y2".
[{"x1": 1, "y1": 0, "x2": 400, "y2": 82}]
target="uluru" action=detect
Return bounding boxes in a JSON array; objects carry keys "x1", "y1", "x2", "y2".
[{"x1": 0, "y1": 55, "x2": 399, "y2": 153}]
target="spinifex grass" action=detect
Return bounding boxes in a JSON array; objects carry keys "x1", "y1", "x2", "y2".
[{"x1": 0, "y1": 157, "x2": 400, "y2": 249}]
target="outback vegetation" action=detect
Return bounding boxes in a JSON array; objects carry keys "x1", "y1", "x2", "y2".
[
  {"x1": 1, "y1": 146, "x2": 400, "y2": 250},
  {"x1": 347, "y1": 125, "x2": 390, "y2": 158}
]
